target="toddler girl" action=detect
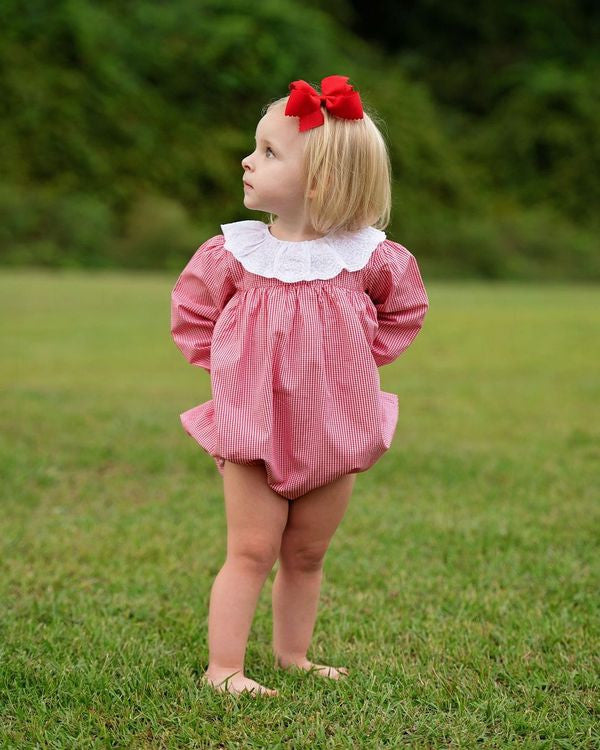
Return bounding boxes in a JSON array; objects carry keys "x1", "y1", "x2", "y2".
[{"x1": 170, "y1": 75, "x2": 430, "y2": 696}]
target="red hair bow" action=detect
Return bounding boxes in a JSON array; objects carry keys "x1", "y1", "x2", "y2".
[{"x1": 284, "y1": 75, "x2": 364, "y2": 132}]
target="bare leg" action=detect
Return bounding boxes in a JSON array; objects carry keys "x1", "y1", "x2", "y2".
[
  {"x1": 272, "y1": 472, "x2": 357, "y2": 679},
  {"x1": 203, "y1": 460, "x2": 289, "y2": 696}
]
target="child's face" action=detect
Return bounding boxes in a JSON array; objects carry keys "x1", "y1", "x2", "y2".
[{"x1": 241, "y1": 102, "x2": 310, "y2": 216}]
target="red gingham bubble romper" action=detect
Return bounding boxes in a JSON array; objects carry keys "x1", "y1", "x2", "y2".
[{"x1": 170, "y1": 219, "x2": 429, "y2": 500}]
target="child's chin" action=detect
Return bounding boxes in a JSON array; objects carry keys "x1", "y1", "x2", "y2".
[{"x1": 244, "y1": 196, "x2": 263, "y2": 210}]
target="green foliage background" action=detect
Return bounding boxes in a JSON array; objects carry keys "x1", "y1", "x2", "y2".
[{"x1": 1, "y1": 0, "x2": 598, "y2": 279}]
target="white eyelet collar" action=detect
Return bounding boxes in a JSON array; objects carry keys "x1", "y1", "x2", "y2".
[{"x1": 220, "y1": 220, "x2": 386, "y2": 282}]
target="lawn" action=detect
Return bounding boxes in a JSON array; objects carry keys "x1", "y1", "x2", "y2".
[{"x1": 1, "y1": 269, "x2": 598, "y2": 748}]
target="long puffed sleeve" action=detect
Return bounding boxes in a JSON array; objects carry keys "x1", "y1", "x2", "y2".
[
  {"x1": 365, "y1": 240, "x2": 429, "y2": 367},
  {"x1": 170, "y1": 235, "x2": 237, "y2": 373}
]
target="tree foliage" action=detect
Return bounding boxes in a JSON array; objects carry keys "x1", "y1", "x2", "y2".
[{"x1": 0, "y1": 0, "x2": 597, "y2": 278}]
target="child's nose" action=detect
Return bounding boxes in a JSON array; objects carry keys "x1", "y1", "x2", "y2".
[{"x1": 241, "y1": 149, "x2": 257, "y2": 169}]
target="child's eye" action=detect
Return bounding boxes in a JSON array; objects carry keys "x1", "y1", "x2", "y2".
[{"x1": 265, "y1": 146, "x2": 275, "y2": 157}]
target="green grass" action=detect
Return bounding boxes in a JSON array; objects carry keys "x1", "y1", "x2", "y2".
[{"x1": 1, "y1": 269, "x2": 598, "y2": 748}]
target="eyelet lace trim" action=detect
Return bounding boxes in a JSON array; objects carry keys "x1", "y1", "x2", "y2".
[{"x1": 220, "y1": 220, "x2": 386, "y2": 282}]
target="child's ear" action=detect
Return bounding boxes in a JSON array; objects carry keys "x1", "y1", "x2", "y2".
[{"x1": 306, "y1": 177, "x2": 319, "y2": 200}]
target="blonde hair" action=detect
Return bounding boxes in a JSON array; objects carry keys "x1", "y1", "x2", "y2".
[{"x1": 263, "y1": 91, "x2": 392, "y2": 234}]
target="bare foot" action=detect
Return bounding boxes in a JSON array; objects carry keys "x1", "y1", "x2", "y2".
[
  {"x1": 202, "y1": 670, "x2": 279, "y2": 696},
  {"x1": 274, "y1": 656, "x2": 349, "y2": 680}
]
